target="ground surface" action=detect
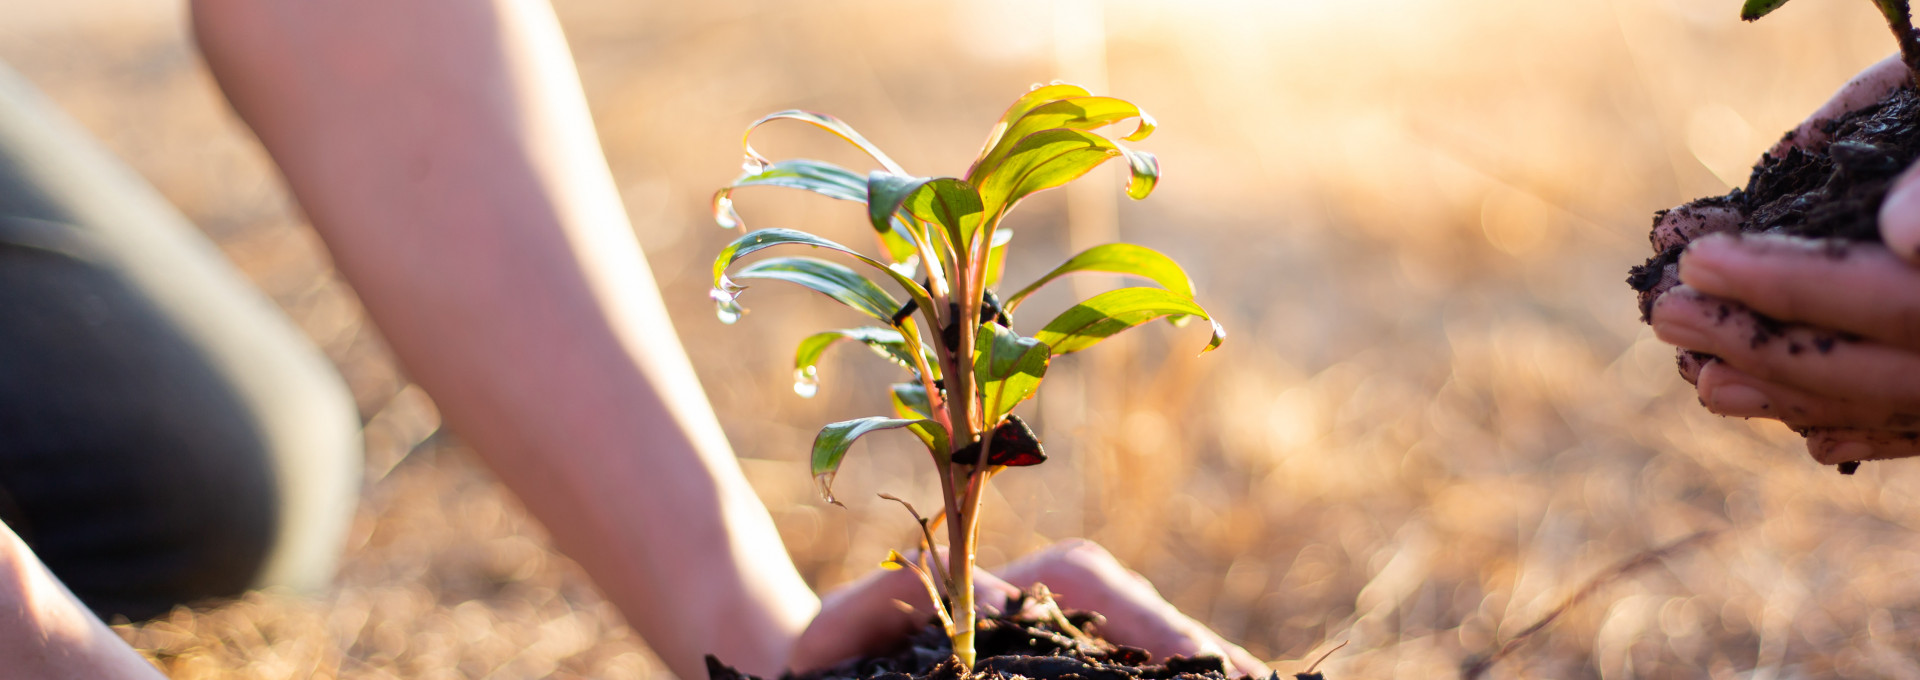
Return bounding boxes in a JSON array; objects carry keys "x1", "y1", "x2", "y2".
[{"x1": 6, "y1": 1, "x2": 1920, "y2": 678}]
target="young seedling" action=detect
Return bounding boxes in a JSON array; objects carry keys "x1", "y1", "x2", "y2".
[
  {"x1": 710, "y1": 86, "x2": 1224, "y2": 667},
  {"x1": 1743, "y1": 0, "x2": 1920, "y2": 88}
]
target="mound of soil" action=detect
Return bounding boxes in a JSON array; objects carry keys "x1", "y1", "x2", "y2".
[
  {"x1": 1629, "y1": 86, "x2": 1920, "y2": 318},
  {"x1": 706, "y1": 592, "x2": 1291, "y2": 680}
]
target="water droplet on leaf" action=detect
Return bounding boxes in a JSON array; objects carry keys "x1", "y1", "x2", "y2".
[
  {"x1": 713, "y1": 194, "x2": 742, "y2": 229},
  {"x1": 793, "y1": 367, "x2": 819, "y2": 398},
  {"x1": 814, "y1": 471, "x2": 843, "y2": 507},
  {"x1": 710, "y1": 288, "x2": 744, "y2": 324},
  {"x1": 742, "y1": 155, "x2": 770, "y2": 175}
]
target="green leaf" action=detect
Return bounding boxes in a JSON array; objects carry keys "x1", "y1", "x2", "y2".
[
  {"x1": 888, "y1": 382, "x2": 941, "y2": 451},
  {"x1": 974, "y1": 129, "x2": 1122, "y2": 231},
  {"x1": 1035, "y1": 287, "x2": 1225, "y2": 355},
  {"x1": 710, "y1": 228, "x2": 934, "y2": 326},
  {"x1": 731, "y1": 258, "x2": 900, "y2": 323},
  {"x1": 710, "y1": 159, "x2": 919, "y2": 269},
  {"x1": 792, "y1": 328, "x2": 928, "y2": 398},
  {"x1": 740, "y1": 110, "x2": 906, "y2": 176},
  {"x1": 811, "y1": 416, "x2": 948, "y2": 505},
  {"x1": 1740, "y1": 0, "x2": 1791, "y2": 20},
  {"x1": 890, "y1": 382, "x2": 932, "y2": 420},
  {"x1": 1004, "y1": 243, "x2": 1195, "y2": 313},
  {"x1": 968, "y1": 96, "x2": 1155, "y2": 185},
  {"x1": 904, "y1": 178, "x2": 986, "y2": 258},
  {"x1": 1121, "y1": 147, "x2": 1160, "y2": 200},
  {"x1": 982, "y1": 228, "x2": 1014, "y2": 290},
  {"x1": 973, "y1": 324, "x2": 1050, "y2": 423},
  {"x1": 970, "y1": 84, "x2": 1092, "y2": 172}
]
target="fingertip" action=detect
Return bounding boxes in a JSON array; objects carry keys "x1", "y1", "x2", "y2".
[{"x1": 1882, "y1": 164, "x2": 1920, "y2": 263}]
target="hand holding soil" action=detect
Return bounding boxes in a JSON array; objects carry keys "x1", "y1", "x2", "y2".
[{"x1": 1637, "y1": 55, "x2": 1920, "y2": 466}]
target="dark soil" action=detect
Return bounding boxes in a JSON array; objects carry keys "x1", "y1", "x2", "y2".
[
  {"x1": 1628, "y1": 86, "x2": 1920, "y2": 322},
  {"x1": 706, "y1": 592, "x2": 1290, "y2": 680}
]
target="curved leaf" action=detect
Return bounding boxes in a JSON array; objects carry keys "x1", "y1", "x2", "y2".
[
  {"x1": 792, "y1": 328, "x2": 928, "y2": 397},
  {"x1": 890, "y1": 382, "x2": 933, "y2": 420},
  {"x1": 982, "y1": 228, "x2": 1014, "y2": 290},
  {"x1": 889, "y1": 382, "x2": 940, "y2": 450},
  {"x1": 711, "y1": 228, "x2": 934, "y2": 326},
  {"x1": 974, "y1": 324, "x2": 1050, "y2": 423},
  {"x1": 812, "y1": 416, "x2": 949, "y2": 504},
  {"x1": 970, "y1": 84, "x2": 1092, "y2": 170},
  {"x1": 711, "y1": 160, "x2": 919, "y2": 268},
  {"x1": 731, "y1": 258, "x2": 900, "y2": 323},
  {"x1": 975, "y1": 129, "x2": 1122, "y2": 229},
  {"x1": 740, "y1": 110, "x2": 906, "y2": 176},
  {"x1": 1004, "y1": 243, "x2": 1195, "y2": 312},
  {"x1": 1740, "y1": 0, "x2": 1791, "y2": 20},
  {"x1": 968, "y1": 96, "x2": 1155, "y2": 185},
  {"x1": 1035, "y1": 287, "x2": 1225, "y2": 355},
  {"x1": 1121, "y1": 147, "x2": 1160, "y2": 200}
]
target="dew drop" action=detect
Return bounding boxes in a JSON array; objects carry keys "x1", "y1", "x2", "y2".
[
  {"x1": 742, "y1": 155, "x2": 771, "y2": 175},
  {"x1": 793, "y1": 367, "x2": 819, "y2": 398},
  {"x1": 713, "y1": 194, "x2": 741, "y2": 230},
  {"x1": 814, "y1": 471, "x2": 843, "y2": 507},
  {"x1": 710, "y1": 288, "x2": 744, "y2": 324}
]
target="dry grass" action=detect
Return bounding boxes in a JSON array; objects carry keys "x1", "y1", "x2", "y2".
[{"x1": 6, "y1": 0, "x2": 1920, "y2": 677}]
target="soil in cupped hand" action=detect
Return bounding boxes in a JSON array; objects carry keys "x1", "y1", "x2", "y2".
[
  {"x1": 706, "y1": 590, "x2": 1288, "y2": 680},
  {"x1": 1630, "y1": 85, "x2": 1920, "y2": 319},
  {"x1": 1626, "y1": 84, "x2": 1920, "y2": 474}
]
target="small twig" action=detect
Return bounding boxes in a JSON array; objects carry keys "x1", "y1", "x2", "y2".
[
  {"x1": 884, "y1": 550, "x2": 956, "y2": 637},
  {"x1": 880, "y1": 493, "x2": 949, "y2": 598},
  {"x1": 1460, "y1": 530, "x2": 1720, "y2": 680},
  {"x1": 1028, "y1": 583, "x2": 1093, "y2": 642},
  {"x1": 1301, "y1": 640, "x2": 1347, "y2": 677}
]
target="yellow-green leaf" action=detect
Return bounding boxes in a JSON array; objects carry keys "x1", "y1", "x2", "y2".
[
  {"x1": 973, "y1": 324, "x2": 1050, "y2": 423},
  {"x1": 1004, "y1": 243, "x2": 1195, "y2": 313},
  {"x1": 1035, "y1": 287, "x2": 1225, "y2": 355},
  {"x1": 968, "y1": 96, "x2": 1154, "y2": 185}
]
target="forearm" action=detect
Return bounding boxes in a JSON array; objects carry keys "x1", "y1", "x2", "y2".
[
  {"x1": 0, "y1": 525, "x2": 166, "y2": 680},
  {"x1": 188, "y1": 1, "x2": 816, "y2": 676}
]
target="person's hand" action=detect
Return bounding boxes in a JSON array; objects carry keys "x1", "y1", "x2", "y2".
[
  {"x1": 787, "y1": 540, "x2": 1269, "y2": 679},
  {"x1": 997, "y1": 540, "x2": 1268, "y2": 678},
  {"x1": 1646, "y1": 54, "x2": 1920, "y2": 465},
  {"x1": 787, "y1": 553, "x2": 1020, "y2": 674}
]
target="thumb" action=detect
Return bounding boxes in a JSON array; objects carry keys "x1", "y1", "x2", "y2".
[{"x1": 1881, "y1": 160, "x2": 1920, "y2": 263}]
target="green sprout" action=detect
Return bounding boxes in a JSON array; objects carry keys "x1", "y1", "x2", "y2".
[
  {"x1": 1743, "y1": 0, "x2": 1920, "y2": 87},
  {"x1": 710, "y1": 85, "x2": 1224, "y2": 667}
]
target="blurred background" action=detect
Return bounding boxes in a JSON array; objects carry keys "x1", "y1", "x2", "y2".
[{"x1": 5, "y1": 0, "x2": 1920, "y2": 677}]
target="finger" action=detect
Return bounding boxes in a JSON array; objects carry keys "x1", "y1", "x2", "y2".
[
  {"x1": 1804, "y1": 427, "x2": 1920, "y2": 465},
  {"x1": 997, "y1": 540, "x2": 1271, "y2": 678},
  {"x1": 1651, "y1": 202, "x2": 1740, "y2": 252},
  {"x1": 1650, "y1": 286, "x2": 1920, "y2": 410},
  {"x1": 1696, "y1": 360, "x2": 1920, "y2": 429},
  {"x1": 1678, "y1": 233, "x2": 1920, "y2": 350},
  {"x1": 1677, "y1": 347, "x2": 1711, "y2": 386},
  {"x1": 1768, "y1": 54, "x2": 1909, "y2": 156},
  {"x1": 1881, "y1": 157, "x2": 1920, "y2": 263}
]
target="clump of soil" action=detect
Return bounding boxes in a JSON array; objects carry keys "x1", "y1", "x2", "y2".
[
  {"x1": 1629, "y1": 86, "x2": 1920, "y2": 322},
  {"x1": 706, "y1": 592, "x2": 1285, "y2": 680}
]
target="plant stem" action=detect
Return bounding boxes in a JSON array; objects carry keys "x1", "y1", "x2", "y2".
[{"x1": 1877, "y1": 0, "x2": 1920, "y2": 89}]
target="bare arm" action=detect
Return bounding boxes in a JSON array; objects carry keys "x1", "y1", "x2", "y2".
[
  {"x1": 187, "y1": 1, "x2": 817, "y2": 676},
  {"x1": 0, "y1": 524, "x2": 165, "y2": 680}
]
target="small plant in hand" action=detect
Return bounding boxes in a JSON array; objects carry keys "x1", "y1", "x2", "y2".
[
  {"x1": 704, "y1": 86, "x2": 1247, "y2": 680},
  {"x1": 1628, "y1": 0, "x2": 1920, "y2": 473}
]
